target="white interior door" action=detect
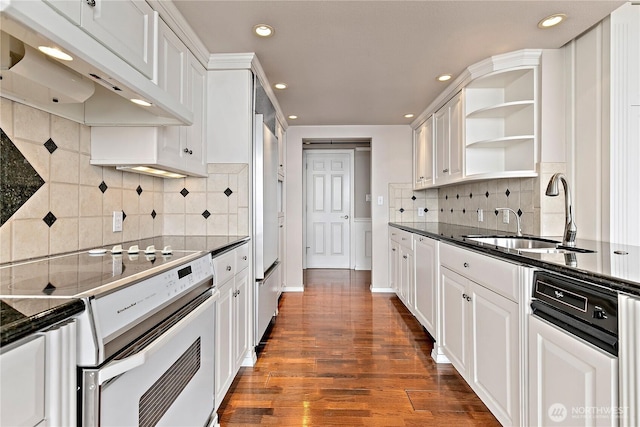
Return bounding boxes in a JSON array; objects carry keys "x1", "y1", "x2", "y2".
[{"x1": 305, "y1": 152, "x2": 351, "y2": 268}]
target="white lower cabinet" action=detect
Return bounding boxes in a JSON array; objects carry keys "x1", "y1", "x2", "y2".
[
  {"x1": 213, "y1": 243, "x2": 250, "y2": 411},
  {"x1": 390, "y1": 228, "x2": 414, "y2": 310},
  {"x1": 389, "y1": 237, "x2": 400, "y2": 294},
  {"x1": 413, "y1": 235, "x2": 438, "y2": 339},
  {"x1": 528, "y1": 316, "x2": 618, "y2": 427},
  {"x1": 440, "y1": 244, "x2": 521, "y2": 427}
]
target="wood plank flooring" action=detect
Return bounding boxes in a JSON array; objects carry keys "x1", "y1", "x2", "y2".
[{"x1": 217, "y1": 269, "x2": 500, "y2": 426}]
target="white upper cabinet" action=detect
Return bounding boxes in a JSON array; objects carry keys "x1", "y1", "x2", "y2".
[
  {"x1": 183, "y1": 53, "x2": 207, "y2": 175},
  {"x1": 434, "y1": 91, "x2": 463, "y2": 185},
  {"x1": 412, "y1": 49, "x2": 554, "y2": 188},
  {"x1": 80, "y1": 0, "x2": 157, "y2": 79},
  {"x1": 413, "y1": 116, "x2": 434, "y2": 189},
  {"x1": 157, "y1": 18, "x2": 189, "y2": 108}
]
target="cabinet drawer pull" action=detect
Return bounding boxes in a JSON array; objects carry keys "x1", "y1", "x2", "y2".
[
  {"x1": 462, "y1": 293, "x2": 467, "y2": 299},
  {"x1": 226, "y1": 265, "x2": 232, "y2": 272},
  {"x1": 443, "y1": 168, "x2": 449, "y2": 173},
  {"x1": 403, "y1": 255, "x2": 408, "y2": 259},
  {"x1": 466, "y1": 295, "x2": 472, "y2": 302},
  {"x1": 463, "y1": 262, "x2": 469, "y2": 268},
  {"x1": 85, "y1": 0, "x2": 96, "y2": 7},
  {"x1": 392, "y1": 248, "x2": 396, "y2": 252}
]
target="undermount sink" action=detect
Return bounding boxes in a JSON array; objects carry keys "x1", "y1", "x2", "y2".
[{"x1": 462, "y1": 235, "x2": 596, "y2": 254}]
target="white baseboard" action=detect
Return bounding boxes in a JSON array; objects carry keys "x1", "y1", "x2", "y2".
[
  {"x1": 370, "y1": 286, "x2": 395, "y2": 293},
  {"x1": 431, "y1": 347, "x2": 451, "y2": 364},
  {"x1": 283, "y1": 286, "x2": 304, "y2": 292}
]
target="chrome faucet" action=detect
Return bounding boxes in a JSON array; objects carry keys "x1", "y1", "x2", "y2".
[
  {"x1": 496, "y1": 207, "x2": 522, "y2": 236},
  {"x1": 545, "y1": 173, "x2": 577, "y2": 247}
]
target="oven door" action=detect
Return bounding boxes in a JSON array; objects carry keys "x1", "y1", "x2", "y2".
[{"x1": 80, "y1": 290, "x2": 216, "y2": 427}]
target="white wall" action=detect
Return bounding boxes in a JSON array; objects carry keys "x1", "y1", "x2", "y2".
[{"x1": 285, "y1": 125, "x2": 412, "y2": 290}]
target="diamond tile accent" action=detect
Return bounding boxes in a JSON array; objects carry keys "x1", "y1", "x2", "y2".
[
  {"x1": 42, "y1": 283, "x2": 56, "y2": 295},
  {"x1": 99, "y1": 181, "x2": 108, "y2": 193},
  {"x1": 122, "y1": 211, "x2": 126, "y2": 221},
  {"x1": 505, "y1": 189, "x2": 511, "y2": 197},
  {"x1": 411, "y1": 195, "x2": 416, "y2": 201},
  {"x1": 136, "y1": 185, "x2": 143, "y2": 195},
  {"x1": 469, "y1": 193, "x2": 473, "y2": 199},
  {"x1": 485, "y1": 191, "x2": 489, "y2": 198},
  {"x1": 1, "y1": 129, "x2": 45, "y2": 225},
  {"x1": 202, "y1": 210, "x2": 211, "y2": 219},
  {"x1": 151, "y1": 210, "x2": 157, "y2": 219},
  {"x1": 399, "y1": 208, "x2": 405, "y2": 213},
  {"x1": 43, "y1": 211, "x2": 57, "y2": 227},
  {"x1": 517, "y1": 209, "x2": 523, "y2": 217},
  {"x1": 44, "y1": 138, "x2": 58, "y2": 154},
  {"x1": 180, "y1": 188, "x2": 189, "y2": 197},
  {"x1": 445, "y1": 195, "x2": 448, "y2": 200},
  {"x1": 224, "y1": 188, "x2": 233, "y2": 197},
  {"x1": 450, "y1": 208, "x2": 454, "y2": 213},
  {"x1": 494, "y1": 209, "x2": 499, "y2": 216},
  {"x1": 463, "y1": 209, "x2": 466, "y2": 214},
  {"x1": 424, "y1": 208, "x2": 428, "y2": 213},
  {"x1": 440, "y1": 208, "x2": 444, "y2": 212},
  {"x1": 456, "y1": 194, "x2": 459, "y2": 199}
]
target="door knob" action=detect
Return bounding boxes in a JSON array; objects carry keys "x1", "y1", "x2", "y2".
[{"x1": 342, "y1": 215, "x2": 349, "y2": 219}]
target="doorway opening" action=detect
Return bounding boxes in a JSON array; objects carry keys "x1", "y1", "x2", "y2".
[{"x1": 302, "y1": 139, "x2": 372, "y2": 272}]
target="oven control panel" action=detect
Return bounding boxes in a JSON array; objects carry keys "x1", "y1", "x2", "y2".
[{"x1": 91, "y1": 254, "x2": 213, "y2": 347}]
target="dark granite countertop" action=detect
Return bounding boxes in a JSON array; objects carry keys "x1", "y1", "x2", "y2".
[
  {"x1": 390, "y1": 222, "x2": 640, "y2": 297},
  {"x1": 1, "y1": 299, "x2": 85, "y2": 347},
  {"x1": 0, "y1": 235, "x2": 250, "y2": 347}
]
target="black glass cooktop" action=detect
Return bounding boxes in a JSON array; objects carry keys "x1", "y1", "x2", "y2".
[{"x1": 0, "y1": 237, "x2": 203, "y2": 298}]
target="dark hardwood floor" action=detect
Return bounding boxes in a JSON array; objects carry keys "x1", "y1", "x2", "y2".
[{"x1": 217, "y1": 269, "x2": 500, "y2": 426}]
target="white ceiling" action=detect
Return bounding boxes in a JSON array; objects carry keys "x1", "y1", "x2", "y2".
[{"x1": 173, "y1": 0, "x2": 624, "y2": 126}]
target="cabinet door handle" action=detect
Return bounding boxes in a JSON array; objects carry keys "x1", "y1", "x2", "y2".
[
  {"x1": 462, "y1": 293, "x2": 467, "y2": 299},
  {"x1": 392, "y1": 248, "x2": 396, "y2": 252},
  {"x1": 463, "y1": 262, "x2": 469, "y2": 268},
  {"x1": 403, "y1": 255, "x2": 408, "y2": 259},
  {"x1": 226, "y1": 265, "x2": 232, "y2": 271},
  {"x1": 242, "y1": 256, "x2": 247, "y2": 261},
  {"x1": 466, "y1": 296, "x2": 472, "y2": 302},
  {"x1": 183, "y1": 148, "x2": 193, "y2": 155},
  {"x1": 85, "y1": 0, "x2": 96, "y2": 7},
  {"x1": 443, "y1": 168, "x2": 449, "y2": 173}
]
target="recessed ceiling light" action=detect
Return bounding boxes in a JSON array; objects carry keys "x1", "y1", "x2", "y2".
[
  {"x1": 538, "y1": 13, "x2": 566, "y2": 29},
  {"x1": 38, "y1": 46, "x2": 73, "y2": 61},
  {"x1": 274, "y1": 83, "x2": 287, "y2": 90},
  {"x1": 254, "y1": 24, "x2": 274, "y2": 37},
  {"x1": 437, "y1": 74, "x2": 452, "y2": 82},
  {"x1": 130, "y1": 98, "x2": 152, "y2": 107},
  {"x1": 404, "y1": 113, "x2": 415, "y2": 119},
  {"x1": 288, "y1": 115, "x2": 298, "y2": 120}
]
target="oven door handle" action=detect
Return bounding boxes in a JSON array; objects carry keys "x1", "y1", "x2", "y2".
[{"x1": 98, "y1": 292, "x2": 217, "y2": 385}]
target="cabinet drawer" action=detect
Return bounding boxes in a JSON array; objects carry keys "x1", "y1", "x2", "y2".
[
  {"x1": 440, "y1": 243, "x2": 520, "y2": 302},
  {"x1": 236, "y1": 244, "x2": 249, "y2": 272},
  {"x1": 389, "y1": 228, "x2": 413, "y2": 248},
  {"x1": 213, "y1": 250, "x2": 236, "y2": 285}
]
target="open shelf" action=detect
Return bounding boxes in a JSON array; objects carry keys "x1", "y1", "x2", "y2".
[
  {"x1": 466, "y1": 101, "x2": 534, "y2": 119},
  {"x1": 466, "y1": 135, "x2": 534, "y2": 148}
]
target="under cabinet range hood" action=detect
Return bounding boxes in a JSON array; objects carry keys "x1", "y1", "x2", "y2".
[
  {"x1": 0, "y1": 35, "x2": 96, "y2": 104},
  {"x1": 0, "y1": 3, "x2": 192, "y2": 126}
]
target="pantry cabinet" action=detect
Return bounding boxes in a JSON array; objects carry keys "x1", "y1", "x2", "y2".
[{"x1": 439, "y1": 243, "x2": 521, "y2": 427}]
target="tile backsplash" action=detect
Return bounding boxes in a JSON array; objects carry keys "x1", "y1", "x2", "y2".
[
  {"x1": 0, "y1": 98, "x2": 249, "y2": 263},
  {"x1": 390, "y1": 164, "x2": 567, "y2": 237}
]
